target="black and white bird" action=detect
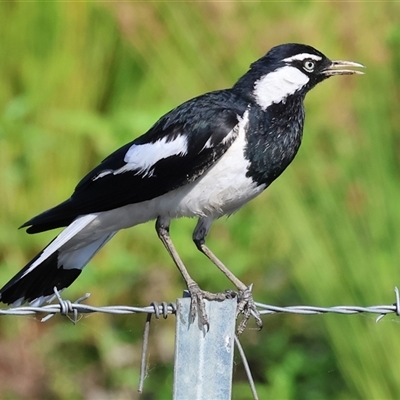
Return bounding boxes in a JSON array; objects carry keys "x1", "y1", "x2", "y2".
[{"x1": 0, "y1": 43, "x2": 363, "y2": 327}]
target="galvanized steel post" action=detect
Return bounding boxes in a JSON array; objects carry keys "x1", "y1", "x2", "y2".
[{"x1": 173, "y1": 296, "x2": 237, "y2": 400}]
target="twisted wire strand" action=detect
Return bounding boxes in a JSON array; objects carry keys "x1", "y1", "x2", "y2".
[
  {"x1": 0, "y1": 286, "x2": 398, "y2": 324},
  {"x1": 1, "y1": 286, "x2": 398, "y2": 400}
]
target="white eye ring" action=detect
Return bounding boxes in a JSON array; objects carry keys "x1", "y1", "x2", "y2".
[{"x1": 303, "y1": 60, "x2": 315, "y2": 72}]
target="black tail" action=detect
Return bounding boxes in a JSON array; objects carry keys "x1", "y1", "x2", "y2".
[
  {"x1": 2, "y1": 213, "x2": 115, "y2": 307},
  {"x1": 19, "y1": 199, "x2": 76, "y2": 234},
  {"x1": 0, "y1": 249, "x2": 81, "y2": 306}
]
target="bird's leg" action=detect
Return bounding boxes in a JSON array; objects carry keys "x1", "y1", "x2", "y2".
[
  {"x1": 155, "y1": 217, "x2": 226, "y2": 327},
  {"x1": 193, "y1": 218, "x2": 263, "y2": 333}
]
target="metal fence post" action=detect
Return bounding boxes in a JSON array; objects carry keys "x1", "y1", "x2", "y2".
[{"x1": 173, "y1": 295, "x2": 237, "y2": 400}]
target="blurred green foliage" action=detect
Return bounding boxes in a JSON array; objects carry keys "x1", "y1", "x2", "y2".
[{"x1": 1, "y1": 2, "x2": 400, "y2": 399}]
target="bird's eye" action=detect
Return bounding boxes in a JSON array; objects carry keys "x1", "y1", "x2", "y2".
[{"x1": 303, "y1": 60, "x2": 315, "y2": 72}]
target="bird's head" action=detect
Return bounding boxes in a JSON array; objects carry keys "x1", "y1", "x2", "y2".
[{"x1": 233, "y1": 43, "x2": 364, "y2": 110}]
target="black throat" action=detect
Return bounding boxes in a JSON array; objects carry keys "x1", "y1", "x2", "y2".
[{"x1": 244, "y1": 96, "x2": 305, "y2": 187}]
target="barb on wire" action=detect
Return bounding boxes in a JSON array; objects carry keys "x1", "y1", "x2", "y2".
[
  {"x1": 41, "y1": 288, "x2": 91, "y2": 323},
  {"x1": 0, "y1": 287, "x2": 399, "y2": 324},
  {"x1": 0, "y1": 287, "x2": 177, "y2": 320}
]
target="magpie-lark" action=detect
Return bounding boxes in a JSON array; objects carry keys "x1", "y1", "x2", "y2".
[{"x1": 0, "y1": 43, "x2": 363, "y2": 329}]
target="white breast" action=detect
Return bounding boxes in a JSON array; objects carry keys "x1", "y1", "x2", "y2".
[{"x1": 165, "y1": 112, "x2": 265, "y2": 218}]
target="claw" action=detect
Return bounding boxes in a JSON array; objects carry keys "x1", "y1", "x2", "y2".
[
  {"x1": 236, "y1": 284, "x2": 263, "y2": 335},
  {"x1": 187, "y1": 282, "x2": 226, "y2": 329},
  {"x1": 185, "y1": 283, "x2": 262, "y2": 335}
]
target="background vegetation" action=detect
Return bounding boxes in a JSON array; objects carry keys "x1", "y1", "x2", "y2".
[{"x1": 0, "y1": 2, "x2": 399, "y2": 399}]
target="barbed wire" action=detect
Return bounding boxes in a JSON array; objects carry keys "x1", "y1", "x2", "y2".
[
  {"x1": 0, "y1": 286, "x2": 398, "y2": 324},
  {"x1": 1, "y1": 286, "x2": 398, "y2": 400}
]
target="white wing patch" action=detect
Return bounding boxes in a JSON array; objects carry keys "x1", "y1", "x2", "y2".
[
  {"x1": 94, "y1": 135, "x2": 188, "y2": 180},
  {"x1": 283, "y1": 53, "x2": 322, "y2": 62},
  {"x1": 254, "y1": 66, "x2": 309, "y2": 110}
]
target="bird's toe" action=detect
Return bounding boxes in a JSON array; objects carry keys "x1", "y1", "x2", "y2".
[
  {"x1": 187, "y1": 283, "x2": 227, "y2": 328},
  {"x1": 236, "y1": 285, "x2": 263, "y2": 335}
]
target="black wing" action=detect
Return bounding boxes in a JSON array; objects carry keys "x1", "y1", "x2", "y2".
[{"x1": 22, "y1": 90, "x2": 248, "y2": 233}]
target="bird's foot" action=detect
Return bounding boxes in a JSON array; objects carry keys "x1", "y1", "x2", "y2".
[
  {"x1": 187, "y1": 282, "x2": 227, "y2": 329},
  {"x1": 235, "y1": 284, "x2": 263, "y2": 335}
]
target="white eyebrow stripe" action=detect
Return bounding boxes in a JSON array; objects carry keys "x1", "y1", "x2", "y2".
[{"x1": 283, "y1": 53, "x2": 322, "y2": 62}]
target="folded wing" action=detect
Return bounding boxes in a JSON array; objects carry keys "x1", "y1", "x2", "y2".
[{"x1": 21, "y1": 91, "x2": 247, "y2": 233}]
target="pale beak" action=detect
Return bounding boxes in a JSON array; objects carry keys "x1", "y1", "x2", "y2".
[{"x1": 323, "y1": 60, "x2": 365, "y2": 76}]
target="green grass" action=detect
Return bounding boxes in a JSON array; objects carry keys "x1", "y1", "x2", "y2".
[{"x1": 1, "y1": 2, "x2": 400, "y2": 399}]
